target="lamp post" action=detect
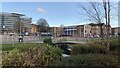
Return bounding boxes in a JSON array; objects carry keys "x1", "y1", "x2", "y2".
[
  {"x1": 18, "y1": 18, "x2": 23, "y2": 42},
  {"x1": 3, "y1": 26, "x2": 5, "y2": 35},
  {"x1": 7, "y1": 29, "x2": 9, "y2": 35}
]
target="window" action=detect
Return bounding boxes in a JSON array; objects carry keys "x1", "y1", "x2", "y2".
[
  {"x1": 85, "y1": 30, "x2": 86, "y2": 33},
  {"x1": 90, "y1": 31, "x2": 91, "y2": 33},
  {"x1": 81, "y1": 28, "x2": 84, "y2": 32}
]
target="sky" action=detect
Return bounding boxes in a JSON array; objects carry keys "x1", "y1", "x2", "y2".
[
  {"x1": 1, "y1": 0, "x2": 119, "y2": 2},
  {"x1": 1, "y1": 2, "x2": 118, "y2": 27}
]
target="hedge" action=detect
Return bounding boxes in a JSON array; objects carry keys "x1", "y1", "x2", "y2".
[
  {"x1": 71, "y1": 43, "x2": 106, "y2": 55},
  {"x1": 43, "y1": 38, "x2": 53, "y2": 45},
  {"x1": 2, "y1": 44, "x2": 62, "y2": 66},
  {"x1": 49, "y1": 54, "x2": 119, "y2": 67},
  {"x1": 109, "y1": 38, "x2": 120, "y2": 51}
]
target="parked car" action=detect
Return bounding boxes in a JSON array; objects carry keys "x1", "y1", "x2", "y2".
[
  {"x1": 9, "y1": 33, "x2": 16, "y2": 36},
  {"x1": 94, "y1": 35, "x2": 100, "y2": 38}
]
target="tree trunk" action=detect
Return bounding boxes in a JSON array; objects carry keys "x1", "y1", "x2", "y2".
[
  {"x1": 103, "y1": 0, "x2": 110, "y2": 53},
  {"x1": 107, "y1": 0, "x2": 110, "y2": 52},
  {"x1": 108, "y1": 0, "x2": 110, "y2": 36}
]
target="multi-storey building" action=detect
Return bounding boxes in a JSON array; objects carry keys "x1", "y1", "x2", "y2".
[
  {"x1": 90, "y1": 23, "x2": 102, "y2": 36},
  {"x1": 60, "y1": 23, "x2": 111, "y2": 38},
  {"x1": 31, "y1": 24, "x2": 38, "y2": 36},
  {"x1": 31, "y1": 24, "x2": 64, "y2": 37},
  {"x1": 0, "y1": 12, "x2": 32, "y2": 35},
  {"x1": 77, "y1": 25, "x2": 84, "y2": 38},
  {"x1": 0, "y1": 12, "x2": 24, "y2": 34},
  {"x1": 50, "y1": 27, "x2": 63, "y2": 37},
  {"x1": 111, "y1": 27, "x2": 120, "y2": 35},
  {"x1": 21, "y1": 17, "x2": 32, "y2": 33},
  {"x1": 63, "y1": 26, "x2": 77, "y2": 37},
  {"x1": 31, "y1": 24, "x2": 37, "y2": 33},
  {"x1": 62, "y1": 24, "x2": 91, "y2": 38},
  {"x1": 83, "y1": 24, "x2": 92, "y2": 37},
  {"x1": 77, "y1": 25, "x2": 91, "y2": 38},
  {"x1": 89, "y1": 23, "x2": 111, "y2": 37},
  {"x1": 30, "y1": 23, "x2": 114, "y2": 38}
]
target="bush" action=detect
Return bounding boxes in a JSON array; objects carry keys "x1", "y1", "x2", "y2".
[
  {"x1": 71, "y1": 44, "x2": 88, "y2": 54},
  {"x1": 2, "y1": 43, "x2": 62, "y2": 66},
  {"x1": 93, "y1": 38, "x2": 120, "y2": 52},
  {"x1": 109, "y1": 39, "x2": 120, "y2": 51},
  {"x1": 43, "y1": 38, "x2": 53, "y2": 45},
  {"x1": 50, "y1": 54, "x2": 119, "y2": 67},
  {"x1": 58, "y1": 38, "x2": 67, "y2": 42},
  {"x1": 2, "y1": 48, "x2": 23, "y2": 66},
  {"x1": 71, "y1": 43, "x2": 106, "y2": 55}
]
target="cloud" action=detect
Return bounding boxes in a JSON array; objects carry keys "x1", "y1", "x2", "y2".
[
  {"x1": 36, "y1": 7, "x2": 47, "y2": 13},
  {"x1": 31, "y1": 21, "x2": 37, "y2": 24}
]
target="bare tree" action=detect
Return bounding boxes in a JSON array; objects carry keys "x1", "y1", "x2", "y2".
[
  {"x1": 13, "y1": 22, "x2": 24, "y2": 34},
  {"x1": 79, "y1": 1, "x2": 115, "y2": 37},
  {"x1": 80, "y1": 0, "x2": 112, "y2": 51},
  {"x1": 103, "y1": 0, "x2": 107, "y2": 26},
  {"x1": 103, "y1": 0, "x2": 111, "y2": 51},
  {"x1": 81, "y1": 2, "x2": 104, "y2": 38},
  {"x1": 37, "y1": 18, "x2": 49, "y2": 35},
  {"x1": 108, "y1": 0, "x2": 110, "y2": 28},
  {"x1": 103, "y1": 0, "x2": 111, "y2": 37}
]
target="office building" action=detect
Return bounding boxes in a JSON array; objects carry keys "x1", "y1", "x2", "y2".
[
  {"x1": 21, "y1": 17, "x2": 32, "y2": 33},
  {"x1": 50, "y1": 27, "x2": 63, "y2": 37},
  {"x1": 63, "y1": 25, "x2": 77, "y2": 37},
  {"x1": 111, "y1": 27, "x2": 120, "y2": 35},
  {"x1": 0, "y1": 12, "x2": 32, "y2": 35}
]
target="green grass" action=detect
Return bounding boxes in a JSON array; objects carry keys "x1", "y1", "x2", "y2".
[{"x1": 0, "y1": 43, "x2": 40, "y2": 51}]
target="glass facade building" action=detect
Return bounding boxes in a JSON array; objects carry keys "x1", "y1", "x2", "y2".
[
  {"x1": 64, "y1": 26, "x2": 77, "y2": 36},
  {"x1": 0, "y1": 12, "x2": 31, "y2": 34}
]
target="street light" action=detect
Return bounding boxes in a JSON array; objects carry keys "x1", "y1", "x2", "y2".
[
  {"x1": 3, "y1": 26, "x2": 5, "y2": 29},
  {"x1": 18, "y1": 18, "x2": 24, "y2": 42},
  {"x1": 2, "y1": 25, "x2": 5, "y2": 35}
]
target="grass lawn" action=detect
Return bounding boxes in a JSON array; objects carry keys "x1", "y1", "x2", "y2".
[{"x1": 0, "y1": 43, "x2": 40, "y2": 51}]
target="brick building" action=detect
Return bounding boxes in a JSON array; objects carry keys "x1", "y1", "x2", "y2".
[
  {"x1": 111, "y1": 27, "x2": 120, "y2": 35},
  {"x1": 50, "y1": 27, "x2": 63, "y2": 37},
  {"x1": 30, "y1": 23, "x2": 114, "y2": 38}
]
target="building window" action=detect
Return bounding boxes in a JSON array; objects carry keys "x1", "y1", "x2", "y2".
[
  {"x1": 81, "y1": 28, "x2": 84, "y2": 32},
  {"x1": 85, "y1": 30, "x2": 86, "y2": 33},
  {"x1": 90, "y1": 31, "x2": 91, "y2": 33}
]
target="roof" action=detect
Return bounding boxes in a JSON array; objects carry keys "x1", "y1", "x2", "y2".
[
  {"x1": 112, "y1": 27, "x2": 120, "y2": 29},
  {"x1": 0, "y1": 12, "x2": 25, "y2": 16},
  {"x1": 89, "y1": 23, "x2": 105, "y2": 26},
  {"x1": 64, "y1": 25, "x2": 78, "y2": 28},
  {"x1": 11, "y1": 13, "x2": 25, "y2": 16}
]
